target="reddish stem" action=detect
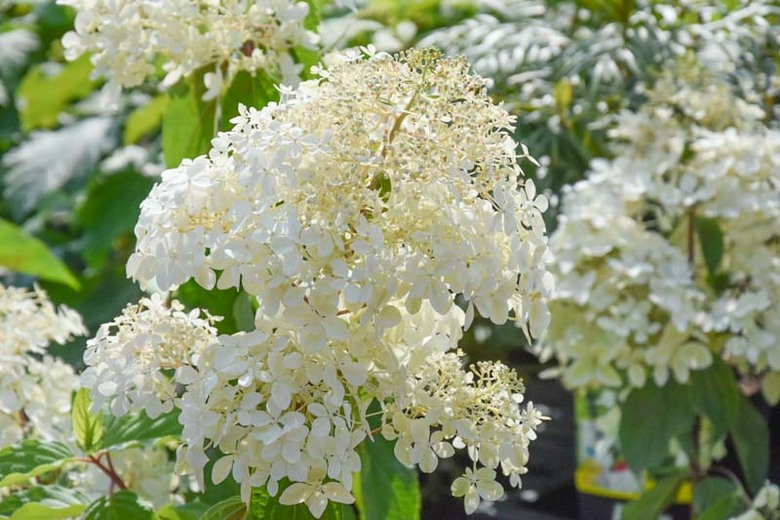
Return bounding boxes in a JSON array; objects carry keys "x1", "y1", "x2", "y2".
[{"x1": 88, "y1": 453, "x2": 128, "y2": 492}]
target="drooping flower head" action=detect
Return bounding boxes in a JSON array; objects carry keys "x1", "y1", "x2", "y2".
[
  {"x1": 90, "y1": 48, "x2": 553, "y2": 516},
  {"x1": 58, "y1": 0, "x2": 318, "y2": 98}
]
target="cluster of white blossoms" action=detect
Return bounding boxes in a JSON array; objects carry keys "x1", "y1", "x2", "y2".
[
  {"x1": 84, "y1": 48, "x2": 553, "y2": 516},
  {"x1": 0, "y1": 284, "x2": 85, "y2": 444},
  {"x1": 538, "y1": 62, "x2": 780, "y2": 400},
  {"x1": 731, "y1": 481, "x2": 780, "y2": 520},
  {"x1": 59, "y1": 0, "x2": 318, "y2": 99},
  {"x1": 81, "y1": 294, "x2": 220, "y2": 419}
]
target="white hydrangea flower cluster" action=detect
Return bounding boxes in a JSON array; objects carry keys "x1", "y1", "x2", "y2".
[
  {"x1": 731, "y1": 480, "x2": 780, "y2": 520},
  {"x1": 0, "y1": 284, "x2": 85, "y2": 445},
  {"x1": 81, "y1": 294, "x2": 220, "y2": 419},
  {"x1": 58, "y1": 0, "x2": 318, "y2": 99},
  {"x1": 539, "y1": 63, "x2": 780, "y2": 399},
  {"x1": 86, "y1": 48, "x2": 553, "y2": 517}
]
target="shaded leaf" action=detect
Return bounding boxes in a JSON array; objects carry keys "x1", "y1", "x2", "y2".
[
  {"x1": 0, "y1": 441, "x2": 74, "y2": 487},
  {"x1": 353, "y1": 436, "x2": 420, "y2": 520},
  {"x1": 619, "y1": 380, "x2": 695, "y2": 474},
  {"x1": 621, "y1": 473, "x2": 685, "y2": 520},
  {"x1": 219, "y1": 71, "x2": 278, "y2": 132},
  {"x1": 17, "y1": 55, "x2": 96, "y2": 130},
  {"x1": 162, "y1": 73, "x2": 216, "y2": 168},
  {"x1": 201, "y1": 497, "x2": 247, "y2": 520},
  {"x1": 694, "y1": 477, "x2": 742, "y2": 520},
  {"x1": 730, "y1": 396, "x2": 769, "y2": 494},
  {"x1": 82, "y1": 491, "x2": 157, "y2": 520},
  {"x1": 76, "y1": 171, "x2": 155, "y2": 270},
  {"x1": 124, "y1": 95, "x2": 169, "y2": 145},
  {"x1": 0, "y1": 485, "x2": 88, "y2": 518},
  {"x1": 99, "y1": 409, "x2": 181, "y2": 451},
  {"x1": 0, "y1": 219, "x2": 79, "y2": 289},
  {"x1": 689, "y1": 358, "x2": 740, "y2": 438},
  {"x1": 696, "y1": 216, "x2": 724, "y2": 284}
]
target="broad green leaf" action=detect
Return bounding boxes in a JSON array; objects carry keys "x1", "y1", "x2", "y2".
[
  {"x1": 0, "y1": 219, "x2": 79, "y2": 289},
  {"x1": 0, "y1": 486, "x2": 88, "y2": 518},
  {"x1": 176, "y1": 280, "x2": 248, "y2": 334},
  {"x1": 9, "y1": 501, "x2": 86, "y2": 519},
  {"x1": 232, "y1": 291, "x2": 256, "y2": 332},
  {"x1": 698, "y1": 496, "x2": 742, "y2": 520},
  {"x1": 82, "y1": 491, "x2": 157, "y2": 520},
  {"x1": 72, "y1": 388, "x2": 104, "y2": 453},
  {"x1": 695, "y1": 217, "x2": 724, "y2": 284},
  {"x1": 619, "y1": 380, "x2": 695, "y2": 474},
  {"x1": 689, "y1": 359, "x2": 740, "y2": 438},
  {"x1": 17, "y1": 55, "x2": 96, "y2": 131},
  {"x1": 621, "y1": 473, "x2": 685, "y2": 520},
  {"x1": 0, "y1": 441, "x2": 74, "y2": 487},
  {"x1": 201, "y1": 497, "x2": 247, "y2": 520},
  {"x1": 124, "y1": 95, "x2": 170, "y2": 145},
  {"x1": 156, "y1": 502, "x2": 209, "y2": 520},
  {"x1": 162, "y1": 72, "x2": 216, "y2": 168},
  {"x1": 693, "y1": 477, "x2": 741, "y2": 520},
  {"x1": 99, "y1": 409, "x2": 181, "y2": 451},
  {"x1": 219, "y1": 71, "x2": 278, "y2": 132},
  {"x1": 76, "y1": 171, "x2": 155, "y2": 270},
  {"x1": 250, "y1": 482, "x2": 346, "y2": 520},
  {"x1": 730, "y1": 396, "x2": 769, "y2": 494},
  {"x1": 353, "y1": 436, "x2": 421, "y2": 520}
]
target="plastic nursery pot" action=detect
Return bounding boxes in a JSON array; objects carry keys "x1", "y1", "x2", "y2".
[{"x1": 573, "y1": 393, "x2": 692, "y2": 520}]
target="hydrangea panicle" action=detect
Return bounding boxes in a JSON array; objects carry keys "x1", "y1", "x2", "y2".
[
  {"x1": 88, "y1": 48, "x2": 553, "y2": 517},
  {"x1": 540, "y1": 61, "x2": 780, "y2": 404},
  {"x1": 58, "y1": 0, "x2": 318, "y2": 98}
]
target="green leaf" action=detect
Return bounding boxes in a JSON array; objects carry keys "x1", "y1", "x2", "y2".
[
  {"x1": 693, "y1": 477, "x2": 741, "y2": 520},
  {"x1": 696, "y1": 216, "x2": 724, "y2": 283},
  {"x1": 83, "y1": 491, "x2": 157, "y2": 520},
  {"x1": 250, "y1": 483, "x2": 347, "y2": 520},
  {"x1": 9, "y1": 500, "x2": 86, "y2": 519},
  {"x1": 619, "y1": 380, "x2": 695, "y2": 474},
  {"x1": 730, "y1": 396, "x2": 769, "y2": 494},
  {"x1": 689, "y1": 359, "x2": 740, "y2": 438},
  {"x1": 698, "y1": 496, "x2": 742, "y2": 520},
  {"x1": 232, "y1": 291, "x2": 256, "y2": 332},
  {"x1": 17, "y1": 55, "x2": 97, "y2": 131},
  {"x1": 72, "y1": 388, "x2": 104, "y2": 453},
  {"x1": 219, "y1": 71, "x2": 278, "y2": 132},
  {"x1": 99, "y1": 409, "x2": 181, "y2": 451},
  {"x1": 621, "y1": 473, "x2": 685, "y2": 520},
  {"x1": 0, "y1": 219, "x2": 79, "y2": 289},
  {"x1": 354, "y1": 436, "x2": 421, "y2": 520},
  {"x1": 124, "y1": 95, "x2": 170, "y2": 145},
  {"x1": 156, "y1": 502, "x2": 209, "y2": 520},
  {"x1": 0, "y1": 441, "x2": 74, "y2": 487},
  {"x1": 76, "y1": 171, "x2": 155, "y2": 270},
  {"x1": 0, "y1": 486, "x2": 89, "y2": 519},
  {"x1": 176, "y1": 280, "x2": 249, "y2": 334},
  {"x1": 201, "y1": 497, "x2": 247, "y2": 520},
  {"x1": 18, "y1": 55, "x2": 96, "y2": 131},
  {"x1": 761, "y1": 371, "x2": 780, "y2": 405},
  {"x1": 162, "y1": 72, "x2": 216, "y2": 168}
]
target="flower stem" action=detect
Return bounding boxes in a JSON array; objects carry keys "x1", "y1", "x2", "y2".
[{"x1": 88, "y1": 453, "x2": 128, "y2": 492}]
